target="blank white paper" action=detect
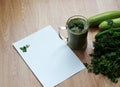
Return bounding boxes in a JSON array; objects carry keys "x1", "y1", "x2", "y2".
[{"x1": 13, "y1": 25, "x2": 85, "y2": 87}]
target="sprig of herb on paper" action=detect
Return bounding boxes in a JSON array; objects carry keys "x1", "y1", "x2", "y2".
[{"x1": 20, "y1": 45, "x2": 30, "y2": 52}]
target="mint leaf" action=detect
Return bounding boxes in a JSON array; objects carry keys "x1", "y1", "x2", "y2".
[
  {"x1": 20, "y1": 45, "x2": 30, "y2": 52},
  {"x1": 106, "y1": 19, "x2": 113, "y2": 26}
]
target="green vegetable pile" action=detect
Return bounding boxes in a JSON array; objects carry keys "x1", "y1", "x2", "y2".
[{"x1": 84, "y1": 28, "x2": 120, "y2": 83}]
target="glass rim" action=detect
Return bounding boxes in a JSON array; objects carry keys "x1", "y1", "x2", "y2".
[{"x1": 66, "y1": 15, "x2": 89, "y2": 35}]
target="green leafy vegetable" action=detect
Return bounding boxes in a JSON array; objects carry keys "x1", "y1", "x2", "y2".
[
  {"x1": 106, "y1": 19, "x2": 113, "y2": 26},
  {"x1": 20, "y1": 45, "x2": 30, "y2": 52},
  {"x1": 84, "y1": 28, "x2": 120, "y2": 83}
]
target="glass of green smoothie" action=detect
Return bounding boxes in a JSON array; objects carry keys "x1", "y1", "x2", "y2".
[
  {"x1": 66, "y1": 15, "x2": 89, "y2": 50},
  {"x1": 59, "y1": 15, "x2": 89, "y2": 50}
]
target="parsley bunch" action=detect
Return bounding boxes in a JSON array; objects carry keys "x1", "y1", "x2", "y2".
[{"x1": 84, "y1": 28, "x2": 120, "y2": 83}]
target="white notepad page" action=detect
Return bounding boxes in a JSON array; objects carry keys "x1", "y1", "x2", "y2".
[{"x1": 13, "y1": 25, "x2": 85, "y2": 87}]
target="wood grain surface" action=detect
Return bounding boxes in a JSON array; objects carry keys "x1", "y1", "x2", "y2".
[{"x1": 0, "y1": 0, "x2": 120, "y2": 87}]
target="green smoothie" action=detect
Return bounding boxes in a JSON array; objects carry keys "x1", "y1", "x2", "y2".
[{"x1": 66, "y1": 16, "x2": 89, "y2": 50}]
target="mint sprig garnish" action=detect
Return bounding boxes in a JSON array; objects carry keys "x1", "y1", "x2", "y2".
[{"x1": 20, "y1": 45, "x2": 30, "y2": 52}]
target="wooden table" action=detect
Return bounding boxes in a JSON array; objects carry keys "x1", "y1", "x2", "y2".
[{"x1": 0, "y1": 0, "x2": 120, "y2": 87}]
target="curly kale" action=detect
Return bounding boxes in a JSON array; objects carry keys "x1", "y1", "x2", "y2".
[{"x1": 84, "y1": 28, "x2": 120, "y2": 83}]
